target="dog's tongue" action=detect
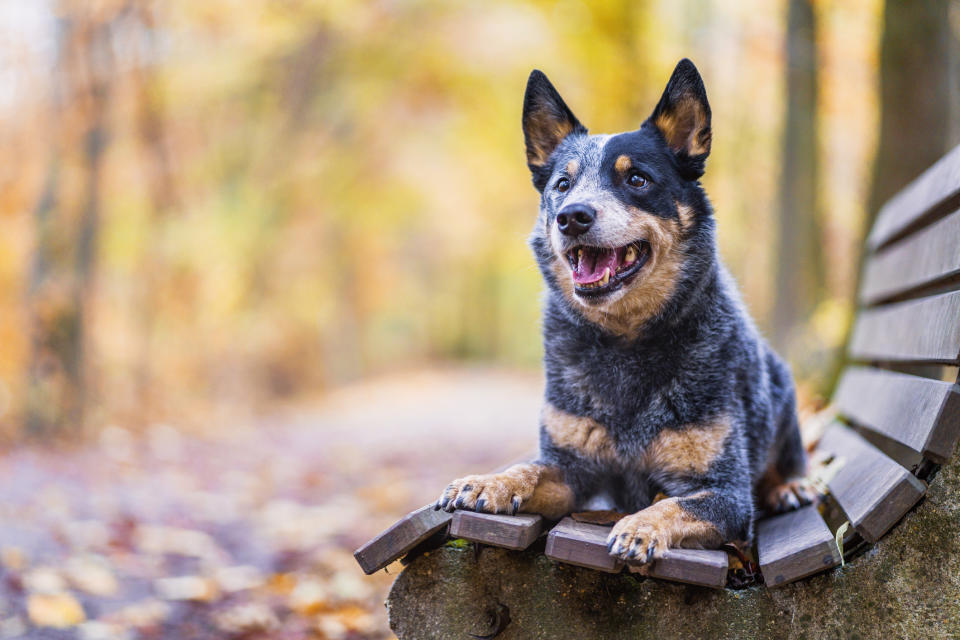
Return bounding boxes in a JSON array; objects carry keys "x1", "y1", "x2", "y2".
[{"x1": 573, "y1": 248, "x2": 619, "y2": 284}]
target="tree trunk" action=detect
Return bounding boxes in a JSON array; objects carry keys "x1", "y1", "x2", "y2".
[
  {"x1": 866, "y1": 0, "x2": 955, "y2": 226},
  {"x1": 24, "y1": 9, "x2": 114, "y2": 437},
  {"x1": 772, "y1": 0, "x2": 822, "y2": 355},
  {"x1": 131, "y1": 0, "x2": 176, "y2": 424}
]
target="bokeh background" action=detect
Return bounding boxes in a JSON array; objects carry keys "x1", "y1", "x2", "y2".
[{"x1": 0, "y1": 0, "x2": 958, "y2": 638}]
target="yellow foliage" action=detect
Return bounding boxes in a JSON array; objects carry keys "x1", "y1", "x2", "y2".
[{"x1": 0, "y1": 0, "x2": 882, "y2": 435}]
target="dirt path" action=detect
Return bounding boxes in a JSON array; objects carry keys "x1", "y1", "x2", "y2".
[{"x1": 0, "y1": 367, "x2": 542, "y2": 639}]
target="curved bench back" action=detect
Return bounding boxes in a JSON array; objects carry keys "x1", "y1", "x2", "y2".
[{"x1": 759, "y1": 143, "x2": 960, "y2": 586}]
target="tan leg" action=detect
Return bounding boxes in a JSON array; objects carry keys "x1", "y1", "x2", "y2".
[
  {"x1": 437, "y1": 463, "x2": 575, "y2": 520},
  {"x1": 606, "y1": 492, "x2": 722, "y2": 563}
]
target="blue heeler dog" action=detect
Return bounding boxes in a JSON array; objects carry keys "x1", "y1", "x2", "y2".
[{"x1": 437, "y1": 59, "x2": 812, "y2": 564}]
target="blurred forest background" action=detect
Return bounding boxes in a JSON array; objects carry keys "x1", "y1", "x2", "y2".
[
  {"x1": 1, "y1": 0, "x2": 959, "y2": 440},
  {"x1": 2, "y1": 1, "x2": 960, "y2": 638}
]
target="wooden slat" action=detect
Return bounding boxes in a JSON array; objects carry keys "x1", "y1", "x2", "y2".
[
  {"x1": 833, "y1": 366, "x2": 960, "y2": 464},
  {"x1": 757, "y1": 506, "x2": 840, "y2": 587},
  {"x1": 353, "y1": 505, "x2": 451, "y2": 575},
  {"x1": 545, "y1": 518, "x2": 727, "y2": 587},
  {"x1": 449, "y1": 511, "x2": 543, "y2": 550},
  {"x1": 646, "y1": 548, "x2": 728, "y2": 589},
  {"x1": 353, "y1": 451, "x2": 539, "y2": 573},
  {"x1": 816, "y1": 423, "x2": 926, "y2": 543},
  {"x1": 544, "y1": 518, "x2": 622, "y2": 573},
  {"x1": 868, "y1": 143, "x2": 960, "y2": 251},
  {"x1": 848, "y1": 290, "x2": 960, "y2": 364},
  {"x1": 861, "y1": 208, "x2": 960, "y2": 305}
]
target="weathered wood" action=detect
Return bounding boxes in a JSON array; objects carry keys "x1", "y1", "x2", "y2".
[
  {"x1": 848, "y1": 290, "x2": 960, "y2": 364},
  {"x1": 645, "y1": 548, "x2": 729, "y2": 589},
  {"x1": 816, "y1": 423, "x2": 927, "y2": 542},
  {"x1": 833, "y1": 366, "x2": 960, "y2": 464},
  {"x1": 861, "y1": 207, "x2": 960, "y2": 305},
  {"x1": 545, "y1": 518, "x2": 727, "y2": 587},
  {"x1": 868, "y1": 142, "x2": 960, "y2": 251},
  {"x1": 544, "y1": 517, "x2": 622, "y2": 573},
  {"x1": 449, "y1": 511, "x2": 543, "y2": 550},
  {"x1": 757, "y1": 505, "x2": 840, "y2": 587},
  {"x1": 354, "y1": 505, "x2": 451, "y2": 575}
]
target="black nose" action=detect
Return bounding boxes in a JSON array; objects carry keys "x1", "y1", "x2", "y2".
[{"x1": 556, "y1": 204, "x2": 595, "y2": 237}]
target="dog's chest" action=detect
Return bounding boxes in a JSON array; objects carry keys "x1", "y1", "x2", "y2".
[{"x1": 551, "y1": 349, "x2": 680, "y2": 444}]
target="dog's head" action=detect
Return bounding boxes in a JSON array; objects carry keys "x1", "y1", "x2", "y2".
[{"x1": 525, "y1": 59, "x2": 714, "y2": 336}]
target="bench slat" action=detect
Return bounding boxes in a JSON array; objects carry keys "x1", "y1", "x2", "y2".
[
  {"x1": 449, "y1": 511, "x2": 544, "y2": 550},
  {"x1": 848, "y1": 290, "x2": 960, "y2": 364},
  {"x1": 833, "y1": 366, "x2": 960, "y2": 464},
  {"x1": 867, "y1": 143, "x2": 960, "y2": 251},
  {"x1": 647, "y1": 548, "x2": 728, "y2": 589},
  {"x1": 861, "y1": 207, "x2": 960, "y2": 305},
  {"x1": 544, "y1": 518, "x2": 728, "y2": 587},
  {"x1": 757, "y1": 505, "x2": 840, "y2": 587},
  {"x1": 353, "y1": 505, "x2": 452, "y2": 575},
  {"x1": 816, "y1": 423, "x2": 927, "y2": 543},
  {"x1": 545, "y1": 518, "x2": 622, "y2": 573}
]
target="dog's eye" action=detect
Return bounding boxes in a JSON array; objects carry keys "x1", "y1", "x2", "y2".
[
  {"x1": 556, "y1": 178, "x2": 570, "y2": 193},
  {"x1": 627, "y1": 172, "x2": 647, "y2": 188}
]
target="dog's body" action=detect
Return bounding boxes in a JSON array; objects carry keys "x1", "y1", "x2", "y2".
[{"x1": 438, "y1": 60, "x2": 811, "y2": 563}]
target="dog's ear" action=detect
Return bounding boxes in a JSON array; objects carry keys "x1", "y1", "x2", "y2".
[
  {"x1": 523, "y1": 70, "x2": 587, "y2": 191},
  {"x1": 646, "y1": 59, "x2": 711, "y2": 180}
]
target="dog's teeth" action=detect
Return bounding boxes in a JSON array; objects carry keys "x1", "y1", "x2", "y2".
[
  {"x1": 577, "y1": 248, "x2": 583, "y2": 263},
  {"x1": 600, "y1": 268, "x2": 610, "y2": 286},
  {"x1": 625, "y1": 245, "x2": 637, "y2": 263}
]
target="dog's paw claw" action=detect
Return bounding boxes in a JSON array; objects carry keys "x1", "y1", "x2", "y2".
[
  {"x1": 437, "y1": 473, "x2": 532, "y2": 515},
  {"x1": 607, "y1": 513, "x2": 668, "y2": 564}
]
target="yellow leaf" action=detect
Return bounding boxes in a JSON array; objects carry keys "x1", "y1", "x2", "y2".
[
  {"x1": 27, "y1": 593, "x2": 86, "y2": 628},
  {"x1": 835, "y1": 521, "x2": 850, "y2": 567}
]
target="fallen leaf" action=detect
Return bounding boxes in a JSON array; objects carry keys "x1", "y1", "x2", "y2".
[
  {"x1": 27, "y1": 592, "x2": 86, "y2": 628},
  {"x1": 213, "y1": 603, "x2": 280, "y2": 635},
  {"x1": 136, "y1": 525, "x2": 226, "y2": 563},
  {"x1": 0, "y1": 547, "x2": 26, "y2": 572},
  {"x1": 214, "y1": 565, "x2": 265, "y2": 593},
  {"x1": 65, "y1": 556, "x2": 118, "y2": 596},
  {"x1": 78, "y1": 621, "x2": 132, "y2": 640},
  {"x1": 289, "y1": 577, "x2": 329, "y2": 614},
  {"x1": 105, "y1": 599, "x2": 170, "y2": 629},
  {"x1": 154, "y1": 576, "x2": 219, "y2": 602},
  {"x1": 23, "y1": 567, "x2": 66, "y2": 594},
  {"x1": 0, "y1": 616, "x2": 26, "y2": 639}
]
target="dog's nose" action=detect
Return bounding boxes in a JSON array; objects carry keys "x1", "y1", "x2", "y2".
[{"x1": 556, "y1": 204, "x2": 595, "y2": 237}]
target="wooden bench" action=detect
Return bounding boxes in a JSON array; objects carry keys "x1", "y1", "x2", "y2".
[{"x1": 355, "y1": 143, "x2": 960, "y2": 591}]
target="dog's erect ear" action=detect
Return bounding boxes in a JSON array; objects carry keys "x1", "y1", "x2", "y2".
[
  {"x1": 523, "y1": 70, "x2": 587, "y2": 191},
  {"x1": 647, "y1": 59, "x2": 712, "y2": 180}
]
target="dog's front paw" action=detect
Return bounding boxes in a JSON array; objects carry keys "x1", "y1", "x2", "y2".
[
  {"x1": 764, "y1": 477, "x2": 818, "y2": 514},
  {"x1": 606, "y1": 512, "x2": 669, "y2": 564},
  {"x1": 436, "y1": 467, "x2": 539, "y2": 514}
]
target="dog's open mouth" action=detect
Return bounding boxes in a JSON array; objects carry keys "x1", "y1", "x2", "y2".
[{"x1": 566, "y1": 241, "x2": 650, "y2": 296}]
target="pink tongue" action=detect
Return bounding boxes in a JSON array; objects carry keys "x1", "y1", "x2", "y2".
[{"x1": 573, "y1": 248, "x2": 619, "y2": 284}]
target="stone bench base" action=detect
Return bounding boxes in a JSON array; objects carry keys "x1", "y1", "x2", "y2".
[{"x1": 387, "y1": 456, "x2": 960, "y2": 640}]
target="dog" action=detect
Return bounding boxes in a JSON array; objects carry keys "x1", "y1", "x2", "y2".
[{"x1": 436, "y1": 59, "x2": 812, "y2": 564}]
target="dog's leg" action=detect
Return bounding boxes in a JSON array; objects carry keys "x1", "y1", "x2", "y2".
[
  {"x1": 759, "y1": 455, "x2": 817, "y2": 514},
  {"x1": 437, "y1": 463, "x2": 575, "y2": 520},
  {"x1": 606, "y1": 489, "x2": 743, "y2": 564},
  {"x1": 760, "y1": 399, "x2": 817, "y2": 514}
]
